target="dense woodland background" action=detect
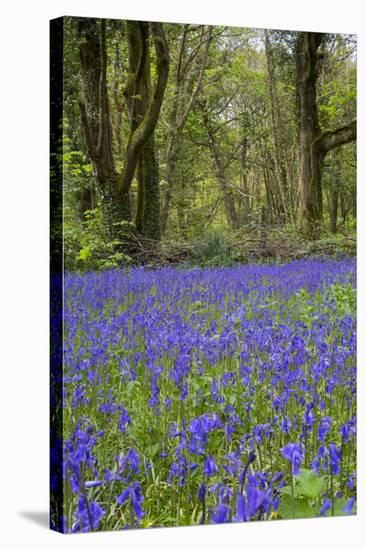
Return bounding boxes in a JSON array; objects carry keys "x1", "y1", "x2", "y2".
[{"x1": 61, "y1": 18, "x2": 356, "y2": 270}]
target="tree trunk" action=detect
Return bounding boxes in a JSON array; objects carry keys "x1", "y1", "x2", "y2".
[
  {"x1": 329, "y1": 187, "x2": 339, "y2": 233},
  {"x1": 112, "y1": 34, "x2": 124, "y2": 157},
  {"x1": 77, "y1": 18, "x2": 131, "y2": 240},
  {"x1": 118, "y1": 22, "x2": 169, "y2": 198},
  {"x1": 160, "y1": 26, "x2": 212, "y2": 235},
  {"x1": 240, "y1": 137, "x2": 250, "y2": 221},
  {"x1": 296, "y1": 32, "x2": 356, "y2": 240},
  {"x1": 296, "y1": 32, "x2": 324, "y2": 239},
  {"x1": 340, "y1": 192, "x2": 347, "y2": 226},
  {"x1": 140, "y1": 134, "x2": 161, "y2": 241},
  {"x1": 264, "y1": 30, "x2": 290, "y2": 224},
  {"x1": 201, "y1": 107, "x2": 240, "y2": 230},
  {"x1": 124, "y1": 21, "x2": 161, "y2": 242},
  {"x1": 160, "y1": 134, "x2": 183, "y2": 235}
]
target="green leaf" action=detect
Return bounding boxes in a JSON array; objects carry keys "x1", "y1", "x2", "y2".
[
  {"x1": 147, "y1": 443, "x2": 160, "y2": 458},
  {"x1": 126, "y1": 381, "x2": 135, "y2": 394},
  {"x1": 77, "y1": 246, "x2": 91, "y2": 261},
  {"x1": 278, "y1": 495, "x2": 315, "y2": 519},
  {"x1": 295, "y1": 469, "x2": 326, "y2": 498},
  {"x1": 280, "y1": 485, "x2": 299, "y2": 498}
]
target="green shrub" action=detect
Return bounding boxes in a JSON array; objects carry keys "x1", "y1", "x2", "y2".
[
  {"x1": 64, "y1": 207, "x2": 133, "y2": 271},
  {"x1": 194, "y1": 231, "x2": 233, "y2": 267}
]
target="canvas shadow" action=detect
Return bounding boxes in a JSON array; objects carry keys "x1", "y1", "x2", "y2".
[{"x1": 19, "y1": 511, "x2": 49, "y2": 529}]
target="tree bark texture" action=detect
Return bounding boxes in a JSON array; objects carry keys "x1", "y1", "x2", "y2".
[
  {"x1": 296, "y1": 32, "x2": 356, "y2": 239},
  {"x1": 77, "y1": 18, "x2": 131, "y2": 239},
  {"x1": 124, "y1": 21, "x2": 163, "y2": 241},
  {"x1": 118, "y1": 22, "x2": 169, "y2": 196}
]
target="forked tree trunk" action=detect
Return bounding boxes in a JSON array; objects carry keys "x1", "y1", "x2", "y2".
[
  {"x1": 330, "y1": 187, "x2": 339, "y2": 234},
  {"x1": 118, "y1": 22, "x2": 169, "y2": 199},
  {"x1": 78, "y1": 18, "x2": 169, "y2": 244}
]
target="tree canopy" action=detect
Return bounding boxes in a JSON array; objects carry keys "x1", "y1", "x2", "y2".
[{"x1": 62, "y1": 18, "x2": 356, "y2": 270}]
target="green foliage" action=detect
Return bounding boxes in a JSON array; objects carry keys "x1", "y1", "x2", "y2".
[
  {"x1": 278, "y1": 495, "x2": 314, "y2": 519},
  {"x1": 64, "y1": 207, "x2": 133, "y2": 271},
  {"x1": 293, "y1": 278, "x2": 356, "y2": 328},
  {"x1": 278, "y1": 469, "x2": 337, "y2": 519},
  {"x1": 194, "y1": 231, "x2": 233, "y2": 267},
  {"x1": 306, "y1": 234, "x2": 356, "y2": 258},
  {"x1": 62, "y1": 20, "x2": 356, "y2": 271},
  {"x1": 295, "y1": 469, "x2": 326, "y2": 498},
  {"x1": 328, "y1": 282, "x2": 356, "y2": 317}
]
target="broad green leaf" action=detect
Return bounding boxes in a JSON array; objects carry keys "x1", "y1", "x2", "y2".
[
  {"x1": 278, "y1": 495, "x2": 315, "y2": 519},
  {"x1": 280, "y1": 485, "x2": 299, "y2": 498},
  {"x1": 295, "y1": 469, "x2": 326, "y2": 498}
]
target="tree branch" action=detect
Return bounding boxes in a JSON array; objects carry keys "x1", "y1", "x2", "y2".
[
  {"x1": 319, "y1": 119, "x2": 356, "y2": 154},
  {"x1": 176, "y1": 25, "x2": 189, "y2": 84},
  {"x1": 178, "y1": 27, "x2": 213, "y2": 132}
]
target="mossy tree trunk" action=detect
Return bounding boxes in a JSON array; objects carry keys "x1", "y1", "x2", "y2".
[
  {"x1": 78, "y1": 18, "x2": 169, "y2": 244},
  {"x1": 77, "y1": 18, "x2": 131, "y2": 241},
  {"x1": 125, "y1": 22, "x2": 162, "y2": 242},
  {"x1": 296, "y1": 32, "x2": 356, "y2": 240},
  {"x1": 118, "y1": 22, "x2": 169, "y2": 208}
]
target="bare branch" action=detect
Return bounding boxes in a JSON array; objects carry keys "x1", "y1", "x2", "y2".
[
  {"x1": 319, "y1": 119, "x2": 356, "y2": 154},
  {"x1": 178, "y1": 27, "x2": 213, "y2": 131}
]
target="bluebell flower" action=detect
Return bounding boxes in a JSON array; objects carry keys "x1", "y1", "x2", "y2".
[
  {"x1": 210, "y1": 503, "x2": 230, "y2": 524},
  {"x1": 118, "y1": 408, "x2": 132, "y2": 433},
  {"x1": 204, "y1": 456, "x2": 219, "y2": 477},
  {"x1": 233, "y1": 494, "x2": 247, "y2": 522},
  {"x1": 343, "y1": 496, "x2": 355, "y2": 514},
  {"x1": 73, "y1": 494, "x2": 105, "y2": 532},
  {"x1": 198, "y1": 483, "x2": 206, "y2": 503},
  {"x1": 84, "y1": 480, "x2": 103, "y2": 488},
  {"x1": 281, "y1": 416, "x2": 292, "y2": 434},
  {"x1": 346, "y1": 472, "x2": 356, "y2": 490},
  {"x1": 304, "y1": 407, "x2": 315, "y2": 428},
  {"x1": 320, "y1": 498, "x2": 331, "y2": 516},
  {"x1": 270, "y1": 472, "x2": 284, "y2": 484},
  {"x1": 116, "y1": 481, "x2": 145, "y2": 520},
  {"x1": 118, "y1": 447, "x2": 140, "y2": 474},
  {"x1": 329, "y1": 443, "x2": 341, "y2": 475},
  {"x1": 281, "y1": 443, "x2": 303, "y2": 475},
  {"x1": 246, "y1": 485, "x2": 270, "y2": 517},
  {"x1": 318, "y1": 417, "x2": 332, "y2": 442}
]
